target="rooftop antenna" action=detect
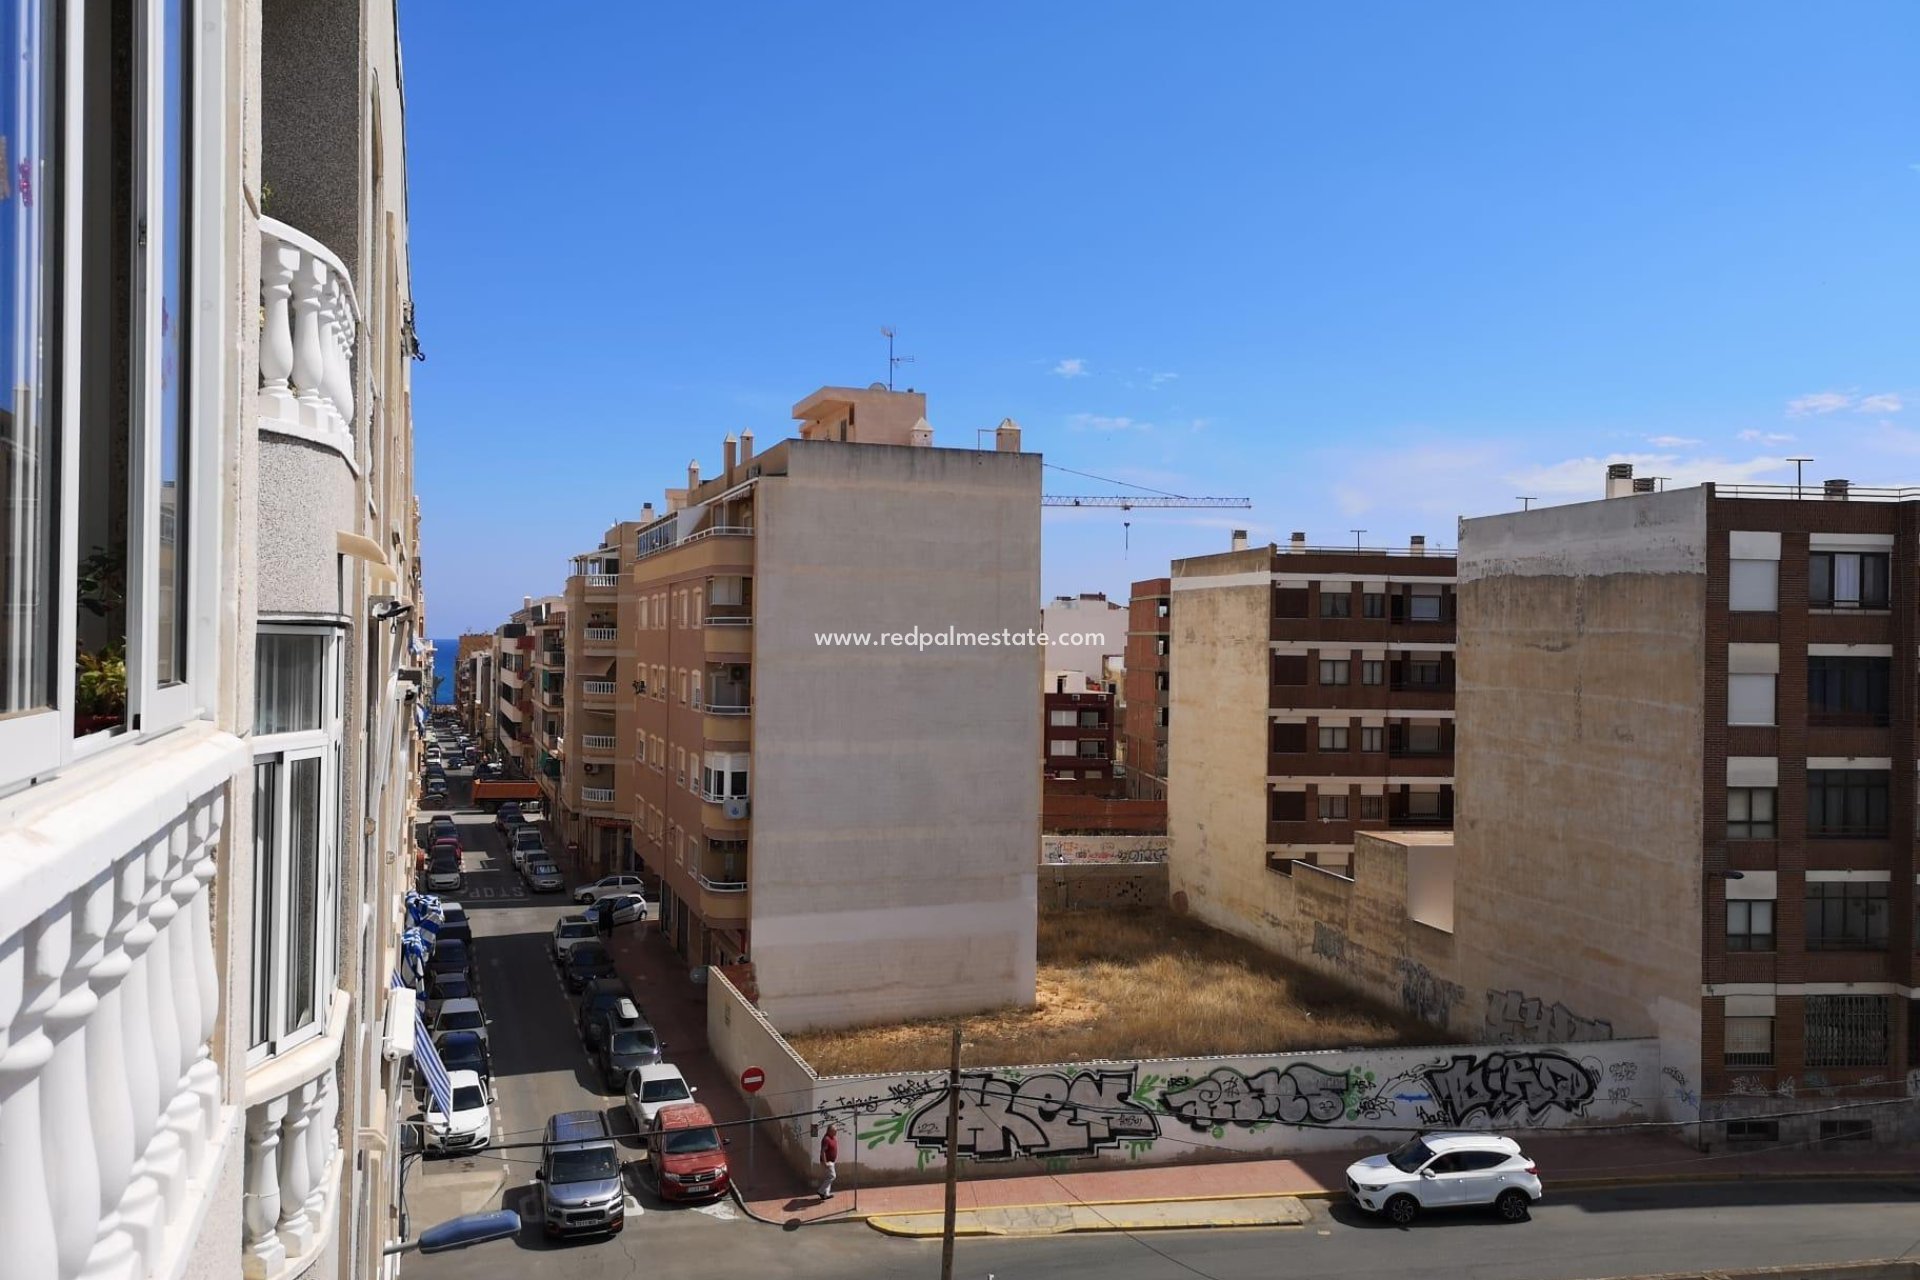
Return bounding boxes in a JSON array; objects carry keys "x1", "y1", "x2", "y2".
[
  {"x1": 1350, "y1": 528, "x2": 1367, "y2": 551},
  {"x1": 1517, "y1": 496, "x2": 1537, "y2": 511},
  {"x1": 1649, "y1": 476, "x2": 1671, "y2": 492},
  {"x1": 1787, "y1": 456, "x2": 1813, "y2": 500},
  {"x1": 880, "y1": 325, "x2": 915, "y2": 392}
]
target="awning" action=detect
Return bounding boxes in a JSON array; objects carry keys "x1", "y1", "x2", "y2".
[
  {"x1": 337, "y1": 530, "x2": 398, "y2": 587},
  {"x1": 392, "y1": 971, "x2": 452, "y2": 1114}
]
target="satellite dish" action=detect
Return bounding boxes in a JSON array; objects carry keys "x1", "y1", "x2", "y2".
[{"x1": 868, "y1": 381, "x2": 888, "y2": 392}]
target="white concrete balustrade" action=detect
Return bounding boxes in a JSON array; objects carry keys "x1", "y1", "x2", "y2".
[
  {"x1": 584, "y1": 626, "x2": 618, "y2": 643},
  {"x1": 241, "y1": 996, "x2": 346, "y2": 1280},
  {"x1": 258, "y1": 217, "x2": 360, "y2": 451},
  {"x1": 581, "y1": 787, "x2": 616, "y2": 805},
  {"x1": 0, "y1": 770, "x2": 231, "y2": 1280},
  {"x1": 581, "y1": 734, "x2": 617, "y2": 753},
  {"x1": 582, "y1": 680, "x2": 616, "y2": 698}
]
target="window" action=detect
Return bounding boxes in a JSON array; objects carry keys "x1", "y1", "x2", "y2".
[
  {"x1": 1272, "y1": 588, "x2": 1308, "y2": 619},
  {"x1": 1050, "y1": 709, "x2": 1076, "y2": 727},
  {"x1": 1360, "y1": 726, "x2": 1384, "y2": 752},
  {"x1": 1402, "y1": 723, "x2": 1444, "y2": 755},
  {"x1": 1728, "y1": 559, "x2": 1778, "y2": 612},
  {"x1": 1361, "y1": 660, "x2": 1384, "y2": 686},
  {"x1": 1357, "y1": 795, "x2": 1384, "y2": 820},
  {"x1": 1807, "y1": 770, "x2": 1889, "y2": 838},
  {"x1": 1271, "y1": 655, "x2": 1306, "y2": 686},
  {"x1": 249, "y1": 627, "x2": 342, "y2": 1059},
  {"x1": 1805, "y1": 882, "x2": 1889, "y2": 950},
  {"x1": 1154, "y1": 671, "x2": 1169, "y2": 692},
  {"x1": 1408, "y1": 589, "x2": 1443, "y2": 622},
  {"x1": 1269, "y1": 791, "x2": 1305, "y2": 822},
  {"x1": 1819, "y1": 1119, "x2": 1873, "y2": 1143},
  {"x1": 1318, "y1": 659, "x2": 1350, "y2": 686},
  {"x1": 1727, "y1": 787, "x2": 1776, "y2": 839},
  {"x1": 1724, "y1": 1119, "x2": 1779, "y2": 1143},
  {"x1": 1317, "y1": 725, "x2": 1348, "y2": 751},
  {"x1": 691, "y1": 673, "x2": 702, "y2": 710},
  {"x1": 1319, "y1": 590, "x2": 1351, "y2": 618},
  {"x1": 1317, "y1": 794, "x2": 1349, "y2": 820},
  {"x1": 1726, "y1": 900, "x2": 1774, "y2": 952},
  {"x1": 1807, "y1": 656, "x2": 1890, "y2": 726},
  {"x1": 1270, "y1": 722, "x2": 1305, "y2": 753},
  {"x1": 1405, "y1": 789, "x2": 1443, "y2": 819},
  {"x1": 1804, "y1": 996, "x2": 1889, "y2": 1068},
  {"x1": 1155, "y1": 601, "x2": 1169, "y2": 619},
  {"x1": 1050, "y1": 739, "x2": 1075, "y2": 757},
  {"x1": 1362, "y1": 593, "x2": 1386, "y2": 619},
  {"x1": 1809, "y1": 551, "x2": 1890, "y2": 609},
  {"x1": 1727, "y1": 674, "x2": 1775, "y2": 726},
  {"x1": 1400, "y1": 658, "x2": 1444, "y2": 688}
]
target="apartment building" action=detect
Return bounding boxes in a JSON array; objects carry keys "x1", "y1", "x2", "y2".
[
  {"x1": 492, "y1": 613, "x2": 532, "y2": 772},
  {"x1": 569, "y1": 386, "x2": 1041, "y2": 1031},
  {"x1": 1040, "y1": 592, "x2": 1127, "y2": 683},
  {"x1": 525, "y1": 598, "x2": 566, "y2": 812},
  {"x1": 1044, "y1": 673, "x2": 1117, "y2": 791},
  {"x1": 1457, "y1": 473, "x2": 1920, "y2": 1145},
  {"x1": 455, "y1": 633, "x2": 492, "y2": 736},
  {"x1": 1121, "y1": 578, "x2": 1173, "y2": 801},
  {"x1": 0, "y1": 2, "x2": 427, "y2": 1278}
]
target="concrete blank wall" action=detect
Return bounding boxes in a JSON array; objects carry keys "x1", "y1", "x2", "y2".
[
  {"x1": 749, "y1": 442, "x2": 1041, "y2": 1031},
  {"x1": 256, "y1": 438, "x2": 355, "y2": 616},
  {"x1": 1456, "y1": 489, "x2": 1706, "y2": 1082}
]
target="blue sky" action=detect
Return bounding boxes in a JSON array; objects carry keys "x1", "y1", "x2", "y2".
[{"x1": 401, "y1": 1, "x2": 1920, "y2": 635}]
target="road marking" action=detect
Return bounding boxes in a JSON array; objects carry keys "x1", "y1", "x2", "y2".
[{"x1": 690, "y1": 1197, "x2": 737, "y2": 1221}]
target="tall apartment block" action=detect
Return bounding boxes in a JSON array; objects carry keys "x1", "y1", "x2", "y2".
[
  {"x1": 1044, "y1": 673, "x2": 1117, "y2": 791},
  {"x1": 529, "y1": 599, "x2": 567, "y2": 811},
  {"x1": 1460, "y1": 472, "x2": 1920, "y2": 1144},
  {"x1": 561, "y1": 518, "x2": 649, "y2": 865},
  {"x1": 1122, "y1": 578, "x2": 1173, "y2": 800},
  {"x1": 563, "y1": 386, "x2": 1042, "y2": 1031}
]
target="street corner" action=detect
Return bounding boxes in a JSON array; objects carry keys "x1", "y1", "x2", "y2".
[{"x1": 864, "y1": 1194, "x2": 1313, "y2": 1238}]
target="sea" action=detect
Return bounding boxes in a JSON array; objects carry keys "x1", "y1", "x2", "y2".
[{"x1": 431, "y1": 637, "x2": 457, "y2": 706}]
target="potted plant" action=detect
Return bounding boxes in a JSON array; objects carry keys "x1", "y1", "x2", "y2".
[{"x1": 75, "y1": 641, "x2": 126, "y2": 735}]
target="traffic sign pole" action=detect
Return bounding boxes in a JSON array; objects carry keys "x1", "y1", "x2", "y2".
[{"x1": 740, "y1": 1066, "x2": 765, "y2": 1182}]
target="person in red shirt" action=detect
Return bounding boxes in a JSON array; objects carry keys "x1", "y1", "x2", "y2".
[{"x1": 818, "y1": 1123, "x2": 839, "y2": 1199}]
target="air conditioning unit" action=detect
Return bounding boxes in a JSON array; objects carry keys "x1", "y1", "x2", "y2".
[
  {"x1": 728, "y1": 666, "x2": 747, "y2": 682},
  {"x1": 722, "y1": 797, "x2": 750, "y2": 820},
  {"x1": 583, "y1": 763, "x2": 600, "y2": 775}
]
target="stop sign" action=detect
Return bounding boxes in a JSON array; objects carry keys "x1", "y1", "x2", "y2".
[{"x1": 740, "y1": 1066, "x2": 766, "y2": 1094}]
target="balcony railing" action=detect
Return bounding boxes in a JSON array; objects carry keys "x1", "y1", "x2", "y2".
[
  {"x1": 706, "y1": 703, "x2": 751, "y2": 717},
  {"x1": 581, "y1": 786, "x2": 616, "y2": 805},
  {"x1": 582, "y1": 734, "x2": 616, "y2": 753},
  {"x1": 695, "y1": 872, "x2": 749, "y2": 893},
  {"x1": 635, "y1": 524, "x2": 755, "y2": 564},
  {"x1": 582, "y1": 680, "x2": 616, "y2": 697},
  {"x1": 258, "y1": 218, "x2": 359, "y2": 451},
  {"x1": 704, "y1": 614, "x2": 753, "y2": 627},
  {"x1": 584, "y1": 575, "x2": 619, "y2": 589},
  {"x1": 243, "y1": 995, "x2": 347, "y2": 1280},
  {"x1": 584, "y1": 626, "x2": 617, "y2": 643}
]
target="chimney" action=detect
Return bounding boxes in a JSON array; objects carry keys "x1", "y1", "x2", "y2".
[
  {"x1": 1410, "y1": 534, "x2": 1426, "y2": 557},
  {"x1": 723, "y1": 434, "x2": 738, "y2": 477},
  {"x1": 687, "y1": 458, "x2": 701, "y2": 491},
  {"x1": 1055, "y1": 675, "x2": 1066, "y2": 693},
  {"x1": 1605, "y1": 462, "x2": 1636, "y2": 500},
  {"x1": 995, "y1": 417, "x2": 1022, "y2": 452},
  {"x1": 1289, "y1": 531, "x2": 1307, "y2": 552},
  {"x1": 909, "y1": 416, "x2": 934, "y2": 448},
  {"x1": 1632, "y1": 477, "x2": 1656, "y2": 493},
  {"x1": 1824, "y1": 478, "x2": 1851, "y2": 501},
  {"x1": 1231, "y1": 529, "x2": 1249, "y2": 551},
  {"x1": 739, "y1": 429, "x2": 754, "y2": 464},
  {"x1": 641, "y1": 502, "x2": 654, "y2": 523},
  {"x1": 523, "y1": 595, "x2": 531, "y2": 609}
]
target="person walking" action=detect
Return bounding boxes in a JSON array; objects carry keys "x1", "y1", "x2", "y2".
[{"x1": 817, "y1": 1123, "x2": 839, "y2": 1200}]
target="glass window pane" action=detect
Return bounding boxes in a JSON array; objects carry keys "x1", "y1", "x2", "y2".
[
  {"x1": 1, "y1": 0, "x2": 60, "y2": 719},
  {"x1": 255, "y1": 631, "x2": 326, "y2": 733},
  {"x1": 287, "y1": 756, "x2": 321, "y2": 1031},
  {"x1": 155, "y1": 0, "x2": 192, "y2": 683},
  {"x1": 1832, "y1": 554, "x2": 1861, "y2": 606},
  {"x1": 1728, "y1": 559, "x2": 1777, "y2": 612},
  {"x1": 251, "y1": 760, "x2": 278, "y2": 1047}
]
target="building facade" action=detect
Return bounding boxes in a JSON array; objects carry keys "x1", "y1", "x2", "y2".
[
  {"x1": 454, "y1": 633, "x2": 491, "y2": 737},
  {"x1": 1039, "y1": 592, "x2": 1126, "y2": 685},
  {"x1": 1121, "y1": 578, "x2": 1172, "y2": 801},
  {"x1": 561, "y1": 523, "x2": 646, "y2": 869},
  {"x1": 1044, "y1": 675, "x2": 1117, "y2": 791},
  {"x1": 0, "y1": 2, "x2": 427, "y2": 1278}
]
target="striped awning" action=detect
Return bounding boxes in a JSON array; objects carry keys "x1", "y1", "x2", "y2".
[{"x1": 392, "y1": 970, "x2": 452, "y2": 1115}]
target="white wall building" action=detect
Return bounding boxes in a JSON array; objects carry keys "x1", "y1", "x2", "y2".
[{"x1": 0, "y1": 2, "x2": 426, "y2": 1278}]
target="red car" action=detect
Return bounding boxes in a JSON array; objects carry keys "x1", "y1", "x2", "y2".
[{"x1": 647, "y1": 1103, "x2": 730, "y2": 1201}]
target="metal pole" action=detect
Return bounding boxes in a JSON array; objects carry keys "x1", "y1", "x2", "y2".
[{"x1": 940, "y1": 1024, "x2": 962, "y2": 1280}]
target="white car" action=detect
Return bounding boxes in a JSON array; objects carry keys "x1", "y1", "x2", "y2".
[
  {"x1": 585, "y1": 894, "x2": 649, "y2": 930},
  {"x1": 573, "y1": 875, "x2": 646, "y2": 905},
  {"x1": 429, "y1": 997, "x2": 488, "y2": 1048},
  {"x1": 551, "y1": 915, "x2": 598, "y2": 963},
  {"x1": 422, "y1": 1069, "x2": 492, "y2": 1154},
  {"x1": 624, "y1": 1064, "x2": 696, "y2": 1128},
  {"x1": 1345, "y1": 1132, "x2": 1541, "y2": 1226}
]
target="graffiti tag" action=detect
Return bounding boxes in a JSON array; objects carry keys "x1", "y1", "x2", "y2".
[
  {"x1": 905, "y1": 1069, "x2": 1159, "y2": 1160},
  {"x1": 1485, "y1": 989, "x2": 1613, "y2": 1043},
  {"x1": 1420, "y1": 1052, "x2": 1597, "y2": 1125},
  {"x1": 1396, "y1": 959, "x2": 1464, "y2": 1025},
  {"x1": 1159, "y1": 1064, "x2": 1350, "y2": 1131}
]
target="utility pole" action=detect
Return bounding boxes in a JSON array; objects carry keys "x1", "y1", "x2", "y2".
[{"x1": 940, "y1": 1023, "x2": 962, "y2": 1280}]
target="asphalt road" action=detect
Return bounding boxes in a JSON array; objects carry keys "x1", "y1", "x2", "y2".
[{"x1": 404, "y1": 747, "x2": 1920, "y2": 1279}]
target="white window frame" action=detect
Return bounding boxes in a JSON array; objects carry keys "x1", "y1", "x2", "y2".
[
  {"x1": 248, "y1": 623, "x2": 344, "y2": 1065},
  {"x1": 1728, "y1": 558, "x2": 1778, "y2": 613},
  {"x1": 2, "y1": 0, "x2": 225, "y2": 792}
]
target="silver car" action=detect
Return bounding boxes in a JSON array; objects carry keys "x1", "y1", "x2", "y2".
[
  {"x1": 551, "y1": 915, "x2": 597, "y2": 964},
  {"x1": 526, "y1": 860, "x2": 565, "y2": 893}
]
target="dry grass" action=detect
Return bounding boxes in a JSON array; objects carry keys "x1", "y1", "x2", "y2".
[{"x1": 786, "y1": 909, "x2": 1433, "y2": 1077}]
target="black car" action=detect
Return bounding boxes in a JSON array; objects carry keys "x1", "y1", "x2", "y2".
[
  {"x1": 421, "y1": 1030, "x2": 492, "y2": 1095},
  {"x1": 425, "y1": 970, "x2": 475, "y2": 1014},
  {"x1": 562, "y1": 942, "x2": 616, "y2": 992},
  {"x1": 426, "y1": 937, "x2": 473, "y2": 985},
  {"x1": 596, "y1": 1026, "x2": 665, "y2": 1089},
  {"x1": 436, "y1": 903, "x2": 473, "y2": 949},
  {"x1": 494, "y1": 802, "x2": 524, "y2": 833}
]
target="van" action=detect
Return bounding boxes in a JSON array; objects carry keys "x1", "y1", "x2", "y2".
[
  {"x1": 536, "y1": 1111, "x2": 625, "y2": 1237},
  {"x1": 646, "y1": 1102, "x2": 730, "y2": 1202}
]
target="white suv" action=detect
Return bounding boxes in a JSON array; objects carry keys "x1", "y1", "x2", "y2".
[
  {"x1": 573, "y1": 874, "x2": 646, "y2": 905},
  {"x1": 1345, "y1": 1132, "x2": 1540, "y2": 1225}
]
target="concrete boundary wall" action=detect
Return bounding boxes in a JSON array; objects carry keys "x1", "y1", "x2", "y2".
[{"x1": 707, "y1": 971, "x2": 1667, "y2": 1184}]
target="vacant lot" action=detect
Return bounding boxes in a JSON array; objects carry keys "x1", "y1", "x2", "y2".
[{"x1": 787, "y1": 908, "x2": 1433, "y2": 1076}]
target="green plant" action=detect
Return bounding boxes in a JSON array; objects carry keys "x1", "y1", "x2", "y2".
[
  {"x1": 77, "y1": 545, "x2": 125, "y2": 618},
  {"x1": 76, "y1": 642, "x2": 127, "y2": 717}
]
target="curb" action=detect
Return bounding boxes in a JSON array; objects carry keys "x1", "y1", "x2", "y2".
[{"x1": 865, "y1": 1196, "x2": 1311, "y2": 1238}]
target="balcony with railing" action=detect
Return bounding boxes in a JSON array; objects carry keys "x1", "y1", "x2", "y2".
[
  {"x1": 580, "y1": 786, "x2": 616, "y2": 806},
  {"x1": 258, "y1": 218, "x2": 359, "y2": 458},
  {"x1": 581, "y1": 734, "x2": 617, "y2": 756},
  {"x1": 582, "y1": 625, "x2": 618, "y2": 652},
  {"x1": 582, "y1": 574, "x2": 620, "y2": 594},
  {"x1": 242, "y1": 994, "x2": 347, "y2": 1280},
  {"x1": 581, "y1": 678, "x2": 617, "y2": 704}
]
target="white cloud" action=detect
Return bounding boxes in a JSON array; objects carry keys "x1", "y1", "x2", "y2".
[
  {"x1": 1052, "y1": 358, "x2": 1088, "y2": 379},
  {"x1": 1149, "y1": 371, "x2": 1179, "y2": 388},
  {"x1": 1066, "y1": 413, "x2": 1150, "y2": 432},
  {"x1": 1857, "y1": 393, "x2": 1903, "y2": 414},
  {"x1": 1646, "y1": 435, "x2": 1702, "y2": 448},
  {"x1": 1787, "y1": 391, "x2": 1855, "y2": 416},
  {"x1": 1738, "y1": 429, "x2": 1796, "y2": 445}
]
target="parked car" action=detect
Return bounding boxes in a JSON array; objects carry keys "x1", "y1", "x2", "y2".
[
  {"x1": 573, "y1": 875, "x2": 647, "y2": 906},
  {"x1": 424, "y1": 969, "x2": 476, "y2": 1017},
  {"x1": 421, "y1": 1070, "x2": 492, "y2": 1155},
  {"x1": 494, "y1": 802, "x2": 524, "y2": 834},
  {"x1": 551, "y1": 915, "x2": 598, "y2": 964},
  {"x1": 580, "y1": 996, "x2": 648, "y2": 1053},
  {"x1": 512, "y1": 826, "x2": 546, "y2": 866},
  {"x1": 424, "y1": 853, "x2": 462, "y2": 894},
  {"x1": 426, "y1": 816, "x2": 458, "y2": 846},
  {"x1": 525, "y1": 860, "x2": 565, "y2": 894},
  {"x1": 431, "y1": 1029, "x2": 492, "y2": 1085},
  {"x1": 646, "y1": 1102, "x2": 729, "y2": 1201},
  {"x1": 535, "y1": 1111, "x2": 625, "y2": 1238},
  {"x1": 1345, "y1": 1133, "x2": 1540, "y2": 1226},
  {"x1": 425, "y1": 938, "x2": 474, "y2": 988},
  {"x1": 623, "y1": 1064, "x2": 696, "y2": 1128},
  {"x1": 429, "y1": 996, "x2": 489, "y2": 1047},
  {"x1": 585, "y1": 894, "x2": 648, "y2": 931},
  {"x1": 562, "y1": 942, "x2": 616, "y2": 992},
  {"x1": 596, "y1": 1025, "x2": 665, "y2": 1090},
  {"x1": 435, "y1": 902, "x2": 473, "y2": 949}
]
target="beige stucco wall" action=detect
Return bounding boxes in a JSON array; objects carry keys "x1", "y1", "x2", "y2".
[
  {"x1": 1455, "y1": 489, "x2": 1706, "y2": 1087},
  {"x1": 1165, "y1": 549, "x2": 1276, "y2": 941},
  {"x1": 748, "y1": 441, "x2": 1041, "y2": 1031}
]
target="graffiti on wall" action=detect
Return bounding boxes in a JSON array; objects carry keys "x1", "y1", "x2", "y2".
[
  {"x1": 1311, "y1": 922, "x2": 1350, "y2": 969},
  {"x1": 1159, "y1": 1064, "x2": 1351, "y2": 1130},
  {"x1": 1042, "y1": 836, "x2": 1169, "y2": 865},
  {"x1": 1396, "y1": 959, "x2": 1464, "y2": 1026},
  {"x1": 902, "y1": 1069, "x2": 1160, "y2": 1160},
  {"x1": 1419, "y1": 1052, "x2": 1597, "y2": 1125},
  {"x1": 1485, "y1": 989, "x2": 1613, "y2": 1044}
]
